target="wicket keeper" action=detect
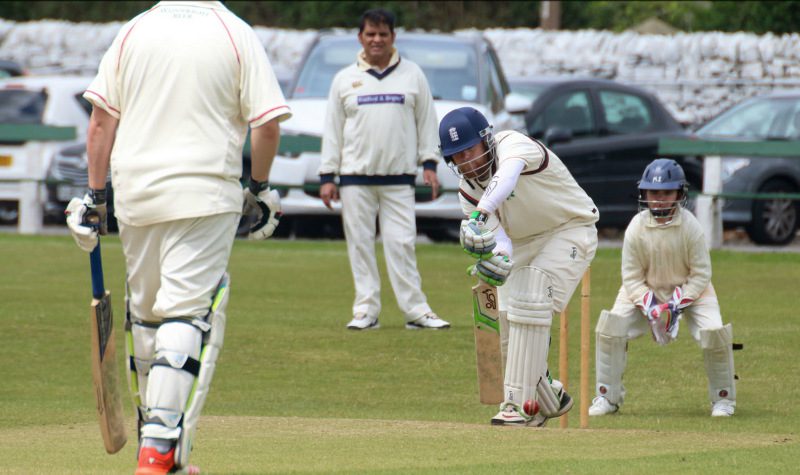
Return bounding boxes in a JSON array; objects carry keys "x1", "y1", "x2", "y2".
[
  {"x1": 438, "y1": 107, "x2": 599, "y2": 426},
  {"x1": 589, "y1": 159, "x2": 737, "y2": 418}
]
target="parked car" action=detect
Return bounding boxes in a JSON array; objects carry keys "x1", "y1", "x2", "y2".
[
  {"x1": 268, "y1": 31, "x2": 531, "y2": 240},
  {"x1": 514, "y1": 77, "x2": 701, "y2": 228},
  {"x1": 694, "y1": 92, "x2": 800, "y2": 245},
  {"x1": 0, "y1": 75, "x2": 93, "y2": 223},
  {"x1": 0, "y1": 59, "x2": 25, "y2": 78}
]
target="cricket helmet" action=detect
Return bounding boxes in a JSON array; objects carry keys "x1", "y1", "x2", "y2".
[
  {"x1": 638, "y1": 158, "x2": 689, "y2": 221},
  {"x1": 438, "y1": 107, "x2": 496, "y2": 178}
]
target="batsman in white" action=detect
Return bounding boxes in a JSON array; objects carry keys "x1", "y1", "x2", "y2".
[
  {"x1": 438, "y1": 107, "x2": 599, "y2": 426},
  {"x1": 318, "y1": 9, "x2": 448, "y2": 331},
  {"x1": 589, "y1": 158, "x2": 737, "y2": 418},
  {"x1": 65, "y1": 2, "x2": 290, "y2": 473}
]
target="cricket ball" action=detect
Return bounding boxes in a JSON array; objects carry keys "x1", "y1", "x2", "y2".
[{"x1": 523, "y1": 399, "x2": 539, "y2": 416}]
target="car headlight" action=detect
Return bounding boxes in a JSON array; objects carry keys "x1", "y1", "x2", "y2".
[{"x1": 721, "y1": 158, "x2": 751, "y2": 183}]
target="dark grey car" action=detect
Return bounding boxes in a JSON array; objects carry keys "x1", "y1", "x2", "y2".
[
  {"x1": 695, "y1": 92, "x2": 800, "y2": 245},
  {"x1": 510, "y1": 77, "x2": 700, "y2": 228}
]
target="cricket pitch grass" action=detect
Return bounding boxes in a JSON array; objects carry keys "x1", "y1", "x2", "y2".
[{"x1": 1, "y1": 234, "x2": 798, "y2": 474}]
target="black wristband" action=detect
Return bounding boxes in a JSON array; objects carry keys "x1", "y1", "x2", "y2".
[
  {"x1": 249, "y1": 178, "x2": 269, "y2": 195},
  {"x1": 89, "y1": 188, "x2": 107, "y2": 205}
]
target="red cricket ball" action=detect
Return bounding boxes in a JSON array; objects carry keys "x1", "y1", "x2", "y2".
[{"x1": 523, "y1": 399, "x2": 539, "y2": 416}]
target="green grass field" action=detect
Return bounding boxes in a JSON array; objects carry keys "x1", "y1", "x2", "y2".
[{"x1": 1, "y1": 234, "x2": 798, "y2": 474}]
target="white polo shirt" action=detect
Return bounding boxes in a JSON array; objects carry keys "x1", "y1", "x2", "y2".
[{"x1": 84, "y1": 1, "x2": 291, "y2": 226}]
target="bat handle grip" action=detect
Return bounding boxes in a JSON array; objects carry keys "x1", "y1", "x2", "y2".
[{"x1": 90, "y1": 240, "x2": 106, "y2": 299}]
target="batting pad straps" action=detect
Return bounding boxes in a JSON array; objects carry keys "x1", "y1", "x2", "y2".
[{"x1": 151, "y1": 352, "x2": 201, "y2": 377}]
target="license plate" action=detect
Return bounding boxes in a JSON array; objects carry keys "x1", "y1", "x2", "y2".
[
  {"x1": 57, "y1": 185, "x2": 87, "y2": 202},
  {"x1": 0, "y1": 155, "x2": 11, "y2": 167}
]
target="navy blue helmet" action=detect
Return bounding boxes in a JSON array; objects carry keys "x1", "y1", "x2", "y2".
[
  {"x1": 438, "y1": 107, "x2": 494, "y2": 163},
  {"x1": 638, "y1": 158, "x2": 689, "y2": 220}
]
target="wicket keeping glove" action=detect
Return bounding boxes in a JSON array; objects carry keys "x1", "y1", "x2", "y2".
[
  {"x1": 243, "y1": 179, "x2": 282, "y2": 240},
  {"x1": 637, "y1": 289, "x2": 671, "y2": 346},
  {"x1": 460, "y1": 211, "x2": 495, "y2": 258},
  {"x1": 65, "y1": 189, "x2": 107, "y2": 252},
  {"x1": 664, "y1": 286, "x2": 693, "y2": 339},
  {"x1": 468, "y1": 253, "x2": 513, "y2": 286}
]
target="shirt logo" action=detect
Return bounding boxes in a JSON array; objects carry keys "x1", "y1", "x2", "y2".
[
  {"x1": 352, "y1": 80, "x2": 363, "y2": 88},
  {"x1": 449, "y1": 127, "x2": 459, "y2": 142},
  {"x1": 357, "y1": 94, "x2": 405, "y2": 105}
]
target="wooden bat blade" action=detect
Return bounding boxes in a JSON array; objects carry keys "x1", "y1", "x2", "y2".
[
  {"x1": 472, "y1": 281, "x2": 504, "y2": 405},
  {"x1": 91, "y1": 291, "x2": 127, "y2": 454}
]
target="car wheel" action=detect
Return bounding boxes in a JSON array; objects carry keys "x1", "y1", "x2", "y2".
[{"x1": 746, "y1": 178, "x2": 799, "y2": 245}]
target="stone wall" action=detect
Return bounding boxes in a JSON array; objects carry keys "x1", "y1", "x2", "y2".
[{"x1": 2, "y1": 19, "x2": 799, "y2": 125}]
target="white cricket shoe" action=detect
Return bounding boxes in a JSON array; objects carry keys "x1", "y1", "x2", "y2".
[
  {"x1": 406, "y1": 312, "x2": 450, "y2": 330},
  {"x1": 711, "y1": 399, "x2": 735, "y2": 417},
  {"x1": 346, "y1": 313, "x2": 379, "y2": 330},
  {"x1": 491, "y1": 403, "x2": 531, "y2": 426},
  {"x1": 490, "y1": 402, "x2": 547, "y2": 427},
  {"x1": 588, "y1": 396, "x2": 619, "y2": 416}
]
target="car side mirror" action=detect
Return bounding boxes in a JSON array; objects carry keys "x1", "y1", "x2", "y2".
[
  {"x1": 544, "y1": 126, "x2": 573, "y2": 146},
  {"x1": 504, "y1": 92, "x2": 533, "y2": 115}
]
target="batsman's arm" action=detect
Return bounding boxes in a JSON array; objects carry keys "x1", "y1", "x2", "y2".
[
  {"x1": 250, "y1": 118, "x2": 280, "y2": 183},
  {"x1": 86, "y1": 106, "x2": 118, "y2": 190}
]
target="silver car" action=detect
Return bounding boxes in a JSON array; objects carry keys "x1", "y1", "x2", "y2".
[
  {"x1": 695, "y1": 92, "x2": 800, "y2": 245},
  {"x1": 267, "y1": 31, "x2": 530, "y2": 240}
]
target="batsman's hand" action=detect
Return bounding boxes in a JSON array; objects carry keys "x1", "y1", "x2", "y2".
[
  {"x1": 243, "y1": 181, "x2": 281, "y2": 240},
  {"x1": 65, "y1": 191, "x2": 107, "y2": 252},
  {"x1": 468, "y1": 253, "x2": 513, "y2": 286},
  {"x1": 460, "y1": 211, "x2": 495, "y2": 258}
]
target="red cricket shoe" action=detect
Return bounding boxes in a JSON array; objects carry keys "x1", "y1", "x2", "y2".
[{"x1": 136, "y1": 445, "x2": 200, "y2": 475}]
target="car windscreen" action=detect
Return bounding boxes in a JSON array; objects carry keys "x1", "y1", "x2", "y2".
[
  {"x1": 697, "y1": 97, "x2": 800, "y2": 140},
  {"x1": 0, "y1": 89, "x2": 47, "y2": 124},
  {"x1": 292, "y1": 38, "x2": 479, "y2": 102}
]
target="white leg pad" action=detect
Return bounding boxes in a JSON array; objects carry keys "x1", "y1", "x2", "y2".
[
  {"x1": 504, "y1": 267, "x2": 554, "y2": 414},
  {"x1": 595, "y1": 310, "x2": 628, "y2": 405},
  {"x1": 139, "y1": 274, "x2": 229, "y2": 470},
  {"x1": 125, "y1": 318, "x2": 157, "y2": 427},
  {"x1": 499, "y1": 310, "x2": 509, "y2": 371},
  {"x1": 700, "y1": 323, "x2": 736, "y2": 404}
]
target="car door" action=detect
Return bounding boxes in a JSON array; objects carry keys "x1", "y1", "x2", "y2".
[
  {"x1": 526, "y1": 88, "x2": 611, "y2": 218},
  {"x1": 592, "y1": 88, "x2": 665, "y2": 225}
]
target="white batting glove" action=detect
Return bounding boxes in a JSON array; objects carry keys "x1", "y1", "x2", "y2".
[
  {"x1": 65, "y1": 193, "x2": 105, "y2": 252},
  {"x1": 460, "y1": 211, "x2": 495, "y2": 258},
  {"x1": 242, "y1": 180, "x2": 282, "y2": 240},
  {"x1": 468, "y1": 253, "x2": 513, "y2": 287}
]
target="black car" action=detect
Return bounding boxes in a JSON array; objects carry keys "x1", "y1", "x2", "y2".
[
  {"x1": 510, "y1": 77, "x2": 699, "y2": 228},
  {"x1": 694, "y1": 92, "x2": 800, "y2": 245}
]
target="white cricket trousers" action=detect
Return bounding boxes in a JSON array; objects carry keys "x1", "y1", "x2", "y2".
[
  {"x1": 339, "y1": 184, "x2": 432, "y2": 322},
  {"x1": 118, "y1": 212, "x2": 239, "y2": 322},
  {"x1": 500, "y1": 224, "x2": 598, "y2": 314}
]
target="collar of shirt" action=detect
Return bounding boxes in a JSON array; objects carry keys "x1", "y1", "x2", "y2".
[
  {"x1": 643, "y1": 208, "x2": 684, "y2": 228},
  {"x1": 357, "y1": 48, "x2": 400, "y2": 73}
]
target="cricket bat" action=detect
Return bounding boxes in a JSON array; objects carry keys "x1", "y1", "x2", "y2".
[
  {"x1": 89, "y1": 239, "x2": 127, "y2": 454},
  {"x1": 472, "y1": 280, "x2": 504, "y2": 404}
]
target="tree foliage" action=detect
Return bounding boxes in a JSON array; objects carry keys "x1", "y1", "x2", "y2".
[{"x1": 1, "y1": 1, "x2": 799, "y2": 34}]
